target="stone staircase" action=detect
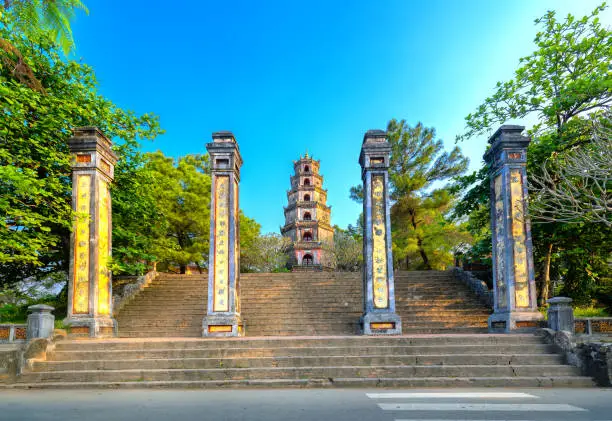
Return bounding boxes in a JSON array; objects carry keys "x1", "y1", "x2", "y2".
[
  {"x1": 9, "y1": 335, "x2": 594, "y2": 388},
  {"x1": 115, "y1": 270, "x2": 490, "y2": 337}
]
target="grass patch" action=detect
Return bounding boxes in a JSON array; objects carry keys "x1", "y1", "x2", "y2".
[{"x1": 574, "y1": 306, "x2": 610, "y2": 318}]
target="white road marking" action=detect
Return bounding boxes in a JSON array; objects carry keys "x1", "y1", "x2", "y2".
[
  {"x1": 367, "y1": 392, "x2": 537, "y2": 399},
  {"x1": 378, "y1": 403, "x2": 587, "y2": 412}
]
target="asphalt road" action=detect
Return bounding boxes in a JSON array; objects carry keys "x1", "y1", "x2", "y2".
[{"x1": 0, "y1": 388, "x2": 611, "y2": 421}]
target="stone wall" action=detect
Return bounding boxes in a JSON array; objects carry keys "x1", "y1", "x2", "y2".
[
  {"x1": 452, "y1": 268, "x2": 493, "y2": 308},
  {"x1": 538, "y1": 328, "x2": 612, "y2": 387}
]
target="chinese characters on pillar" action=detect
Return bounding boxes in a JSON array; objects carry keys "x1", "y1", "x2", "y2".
[
  {"x1": 510, "y1": 170, "x2": 529, "y2": 308},
  {"x1": 233, "y1": 178, "x2": 240, "y2": 313},
  {"x1": 73, "y1": 175, "x2": 90, "y2": 314},
  {"x1": 371, "y1": 175, "x2": 388, "y2": 309},
  {"x1": 494, "y1": 174, "x2": 507, "y2": 308},
  {"x1": 214, "y1": 176, "x2": 230, "y2": 312},
  {"x1": 97, "y1": 179, "x2": 111, "y2": 315}
]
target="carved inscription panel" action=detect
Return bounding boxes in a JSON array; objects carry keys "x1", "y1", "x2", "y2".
[
  {"x1": 371, "y1": 175, "x2": 388, "y2": 309},
  {"x1": 73, "y1": 175, "x2": 91, "y2": 314},
  {"x1": 213, "y1": 176, "x2": 230, "y2": 312},
  {"x1": 97, "y1": 179, "x2": 111, "y2": 316},
  {"x1": 510, "y1": 170, "x2": 529, "y2": 308},
  {"x1": 494, "y1": 174, "x2": 507, "y2": 308}
]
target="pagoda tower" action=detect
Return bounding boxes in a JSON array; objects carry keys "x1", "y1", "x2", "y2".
[{"x1": 281, "y1": 153, "x2": 334, "y2": 270}]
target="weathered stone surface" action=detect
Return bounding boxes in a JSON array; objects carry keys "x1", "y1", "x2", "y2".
[
  {"x1": 65, "y1": 127, "x2": 117, "y2": 338},
  {"x1": 203, "y1": 132, "x2": 242, "y2": 337},
  {"x1": 359, "y1": 130, "x2": 401, "y2": 335},
  {"x1": 484, "y1": 126, "x2": 543, "y2": 332},
  {"x1": 5, "y1": 334, "x2": 595, "y2": 388},
  {"x1": 26, "y1": 305, "x2": 55, "y2": 340},
  {"x1": 547, "y1": 297, "x2": 574, "y2": 333}
]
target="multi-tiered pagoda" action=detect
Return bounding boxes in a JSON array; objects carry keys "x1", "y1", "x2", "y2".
[{"x1": 281, "y1": 153, "x2": 334, "y2": 270}]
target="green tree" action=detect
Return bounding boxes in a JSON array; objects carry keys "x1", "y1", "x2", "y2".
[
  {"x1": 327, "y1": 226, "x2": 362, "y2": 272},
  {"x1": 239, "y1": 212, "x2": 262, "y2": 272},
  {"x1": 3, "y1": 0, "x2": 87, "y2": 53},
  {"x1": 457, "y1": 3, "x2": 611, "y2": 143},
  {"x1": 0, "y1": 12, "x2": 161, "y2": 289},
  {"x1": 456, "y1": 4, "x2": 612, "y2": 306},
  {"x1": 1, "y1": 1, "x2": 87, "y2": 92},
  {"x1": 352, "y1": 119, "x2": 470, "y2": 269},
  {"x1": 144, "y1": 152, "x2": 211, "y2": 274},
  {"x1": 241, "y1": 231, "x2": 292, "y2": 273}
]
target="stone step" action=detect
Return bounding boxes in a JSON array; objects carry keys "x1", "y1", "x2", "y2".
[
  {"x1": 4, "y1": 376, "x2": 594, "y2": 389},
  {"x1": 33, "y1": 354, "x2": 565, "y2": 372},
  {"x1": 17, "y1": 364, "x2": 581, "y2": 383},
  {"x1": 48, "y1": 344, "x2": 557, "y2": 361},
  {"x1": 54, "y1": 335, "x2": 547, "y2": 351}
]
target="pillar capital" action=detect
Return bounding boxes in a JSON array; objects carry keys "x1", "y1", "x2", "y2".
[
  {"x1": 68, "y1": 126, "x2": 118, "y2": 181},
  {"x1": 359, "y1": 130, "x2": 391, "y2": 172},
  {"x1": 484, "y1": 125, "x2": 530, "y2": 172},
  {"x1": 207, "y1": 131, "x2": 242, "y2": 179},
  {"x1": 359, "y1": 130, "x2": 401, "y2": 335},
  {"x1": 485, "y1": 124, "x2": 542, "y2": 333}
]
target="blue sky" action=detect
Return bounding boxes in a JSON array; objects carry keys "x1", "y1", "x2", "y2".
[{"x1": 71, "y1": 1, "x2": 610, "y2": 234}]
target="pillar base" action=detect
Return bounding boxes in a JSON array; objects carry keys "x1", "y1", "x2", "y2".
[
  {"x1": 361, "y1": 312, "x2": 402, "y2": 335},
  {"x1": 64, "y1": 316, "x2": 117, "y2": 339},
  {"x1": 202, "y1": 314, "x2": 243, "y2": 337},
  {"x1": 488, "y1": 310, "x2": 544, "y2": 333}
]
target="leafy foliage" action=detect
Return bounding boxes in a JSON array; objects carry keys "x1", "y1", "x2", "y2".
[
  {"x1": 457, "y1": 3, "x2": 611, "y2": 142},
  {"x1": 142, "y1": 152, "x2": 211, "y2": 274},
  {"x1": 352, "y1": 119, "x2": 470, "y2": 269},
  {"x1": 0, "y1": 12, "x2": 162, "y2": 289},
  {"x1": 456, "y1": 3, "x2": 612, "y2": 307},
  {"x1": 241, "y1": 231, "x2": 292, "y2": 273}
]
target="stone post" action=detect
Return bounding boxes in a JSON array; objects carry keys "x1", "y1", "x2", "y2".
[
  {"x1": 65, "y1": 127, "x2": 118, "y2": 338},
  {"x1": 359, "y1": 130, "x2": 402, "y2": 335},
  {"x1": 547, "y1": 297, "x2": 574, "y2": 333},
  {"x1": 26, "y1": 305, "x2": 55, "y2": 340},
  {"x1": 484, "y1": 125, "x2": 543, "y2": 332},
  {"x1": 203, "y1": 131, "x2": 243, "y2": 337}
]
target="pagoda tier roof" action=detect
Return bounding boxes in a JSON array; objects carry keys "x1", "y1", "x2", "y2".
[
  {"x1": 286, "y1": 185, "x2": 327, "y2": 195},
  {"x1": 283, "y1": 201, "x2": 331, "y2": 213},
  {"x1": 280, "y1": 221, "x2": 334, "y2": 234}
]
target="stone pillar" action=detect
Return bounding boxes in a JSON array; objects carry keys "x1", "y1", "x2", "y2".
[
  {"x1": 65, "y1": 127, "x2": 118, "y2": 338},
  {"x1": 26, "y1": 305, "x2": 55, "y2": 340},
  {"x1": 359, "y1": 130, "x2": 402, "y2": 335},
  {"x1": 484, "y1": 125, "x2": 543, "y2": 332},
  {"x1": 202, "y1": 131, "x2": 243, "y2": 337},
  {"x1": 547, "y1": 297, "x2": 574, "y2": 333}
]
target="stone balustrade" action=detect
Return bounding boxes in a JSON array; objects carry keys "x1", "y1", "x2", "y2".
[
  {"x1": 0, "y1": 324, "x2": 27, "y2": 343},
  {"x1": 575, "y1": 318, "x2": 612, "y2": 335},
  {"x1": 112, "y1": 270, "x2": 158, "y2": 316},
  {"x1": 453, "y1": 268, "x2": 494, "y2": 308}
]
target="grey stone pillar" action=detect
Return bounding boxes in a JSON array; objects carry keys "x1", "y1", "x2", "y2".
[
  {"x1": 26, "y1": 305, "x2": 55, "y2": 340},
  {"x1": 359, "y1": 130, "x2": 402, "y2": 335},
  {"x1": 547, "y1": 297, "x2": 574, "y2": 333},
  {"x1": 65, "y1": 127, "x2": 118, "y2": 338},
  {"x1": 484, "y1": 125, "x2": 543, "y2": 332},
  {"x1": 203, "y1": 131, "x2": 243, "y2": 337}
]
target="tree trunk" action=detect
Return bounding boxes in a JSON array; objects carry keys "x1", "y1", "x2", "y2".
[
  {"x1": 417, "y1": 237, "x2": 431, "y2": 270},
  {"x1": 539, "y1": 243, "x2": 553, "y2": 306},
  {"x1": 180, "y1": 264, "x2": 186, "y2": 274}
]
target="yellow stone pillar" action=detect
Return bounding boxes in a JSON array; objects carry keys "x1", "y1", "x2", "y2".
[{"x1": 64, "y1": 127, "x2": 118, "y2": 338}]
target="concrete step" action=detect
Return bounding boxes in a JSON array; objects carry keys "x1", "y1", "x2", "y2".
[
  {"x1": 17, "y1": 364, "x2": 582, "y2": 383},
  {"x1": 4, "y1": 376, "x2": 594, "y2": 389},
  {"x1": 48, "y1": 344, "x2": 558, "y2": 361},
  {"x1": 33, "y1": 354, "x2": 566, "y2": 372},
  {"x1": 53, "y1": 335, "x2": 547, "y2": 351}
]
